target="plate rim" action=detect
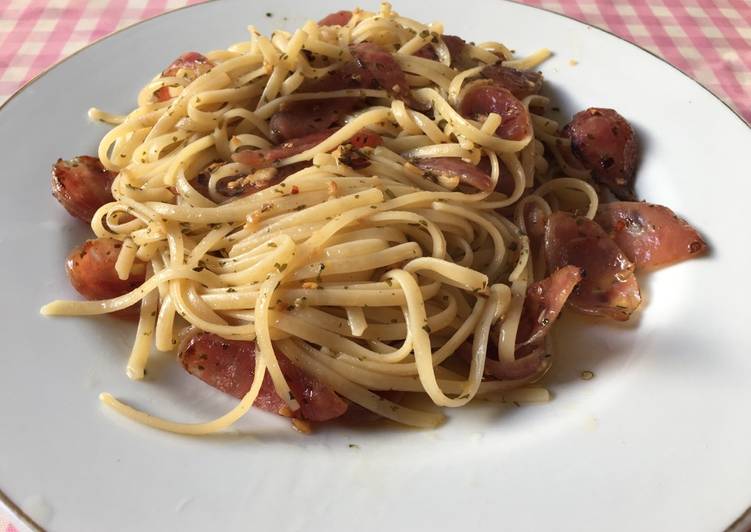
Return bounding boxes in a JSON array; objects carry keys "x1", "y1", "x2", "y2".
[{"x1": 1, "y1": 1, "x2": 749, "y2": 530}]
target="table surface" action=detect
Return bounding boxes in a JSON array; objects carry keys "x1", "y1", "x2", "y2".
[{"x1": 0, "y1": 0, "x2": 749, "y2": 530}]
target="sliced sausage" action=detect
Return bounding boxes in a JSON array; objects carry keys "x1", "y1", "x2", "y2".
[
  {"x1": 452, "y1": 265, "x2": 582, "y2": 382},
  {"x1": 350, "y1": 42, "x2": 416, "y2": 102},
  {"x1": 595, "y1": 201, "x2": 708, "y2": 271},
  {"x1": 52, "y1": 156, "x2": 116, "y2": 223},
  {"x1": 544, "y1": 212, "x2": 641, "y2": 321},
  {"x1": 300, "y1": 61, "x2": 378, "y2": 93},
  {"x1": 415, "y1": 34, "x2": 470, "y2": 68},
  {"x1": 155, "y1": 52, "x2": 214, "y2": 101},
  {"x1": 563, "y1": 108, "x2": 638, "y2": 199},
  {"x1": 516, "y1": 265, "x2": 582, "y2": 348},
  {"x1": 179, "y1": 332, "x2": 348, "y2": 422},
  {"x1": 456, "y1": 342, "x2": 545, "y2": 381},
  {"x1": 453, "y1": 265, "x2": 581, "y2": 382},
  {"x1": 303, "y1": 42, "x2": 426, "y2": 109},
  {"x1": 347, "y1": 129, "x2": 383, "y2": 149},
  {"x1": 523, "y1": 202, "x2": 548, "y2": 246},
  {"x1": 318, "y1": 10, "x2": 353, "y2": 26},
  {"x1": 232, "y1": 128, "x2": 382, "y2": 169},
  {"x1": 413, "y1": 157, "x2": 494, "y2": 191},
  {"x1": 66, "y1": 238, "x2": 145, "y2": 317},
  {"x1": 481, "y1": 64, "x2": 543, "y2": 100},
  {"x1": 476, "y1": 157, "x2": 515, "y2": 196},
  {"x1": 460, "y1": 84, "x2": 531, "y2": 141},
  {"x1": 269, "y1": 98, "x2": 358, "y2": 141}
]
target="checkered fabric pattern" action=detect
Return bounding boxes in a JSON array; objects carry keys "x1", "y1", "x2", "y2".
[
  {"x1": 0, "y1": 0, "x2": 749, "y2": 121},
  {"x1": 527, "y1": 0, "x2": 751, "y2": 121},
  {"x1": 0, "y1": 0, "x2": 205, "y2": 99},
  {"x1": 0, "y1": 0, "x2": 749, "y2": 528},
  {"x1": 0, "y1": 508, "x2": 18, "y2": 532},
  {"x1": 0, "y1": 512, "x2": 18, "y2": 532}
]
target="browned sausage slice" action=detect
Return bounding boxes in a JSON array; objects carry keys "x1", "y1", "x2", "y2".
[
  {"x1": 318, "y1": 10, "x2": 353, "y2": 26},
  {"x1": 596, "y1": 202, "x2": 708, "y2": 271},
  {"x1": 563, "y1": 108, "x2": 638, "y2": 199},
  {"x1": 545, "y1": 212, "x2": 641, "y2": 320},
  {"x1": 179, "y1": 332, "x2": 348, "y2": 422},
  {"x1": 66, "y1": 238, "x2": 146, "y2": 317},
  {"x1": 269, "y1": 98, "x2": 358, "y2": 141},
  {"x1": 481, "y1": 64, "x2": 543, "y2": 100},
  {"x1": 155, "y1": 52, "x2": 214, "y2": 101},
  {"x1": 415, "y1": 34, "x2": 470, "y2": 68},
  {"x1": 516, "y1": 265, "x2": 583, "y2": 348},
  {"x1": 413, "y1": 157, "x2": 494, "y2": 191},
  {"x1": 350, "y1": 41, "x2": 427, "y2": 110},
  {"x1": 52, "y1": 156, "x2": 116, "y2": 223},
  {"x1": 460, "y1": 84, "x2": 531, "y2": 141},
  {"x1": 232, "y1": 128, "x2": 382, "y2": 169}
]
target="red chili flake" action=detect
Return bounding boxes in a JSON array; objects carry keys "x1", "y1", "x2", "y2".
[{"x1": 291, "y1": 185, "x2": 300, "y2": 195}]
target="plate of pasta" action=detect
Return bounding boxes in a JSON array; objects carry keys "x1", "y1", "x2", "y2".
[{"x1": 1, "y1": 1, "x2": 750, "y2": 531}]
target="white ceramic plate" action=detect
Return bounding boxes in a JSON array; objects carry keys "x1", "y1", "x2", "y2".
[{"x1": 1, "y1": 1, "x2": 749, "y2": 530}]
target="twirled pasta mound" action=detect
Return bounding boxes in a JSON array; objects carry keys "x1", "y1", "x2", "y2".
[{"x1": 43, "y1": 4, "x2": 707, "y2": 434}]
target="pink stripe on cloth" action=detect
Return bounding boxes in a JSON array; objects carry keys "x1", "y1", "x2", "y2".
[
  {"x1": 0, "y1": 1, "x2": 47, "y2": 62},
  {"x1": 633, "y1": 3, "x2": 691, "y2": 71},
  {"x1": 728, "y1": 0, "x2": 751, "y2": 22},
  {"x1": 141, "y1": 0, "x2": 170, "y2": 19},
  {"x1": 88, "y1": 0, "x2": 128, "y2": 40},
  {"x1": 30, "y1": 1, "x2": 86, "y2": 70},
  {"x1": 664, "y1": 1, "x2": 750, "y2": 119},
  {"x1": 595, "y1": 2, "x2": 640, "y2": 43}
]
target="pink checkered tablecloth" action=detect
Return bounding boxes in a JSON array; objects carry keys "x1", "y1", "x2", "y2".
[{"x1": 0, "y1": 0, "x2": 749, "y2": 529}]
